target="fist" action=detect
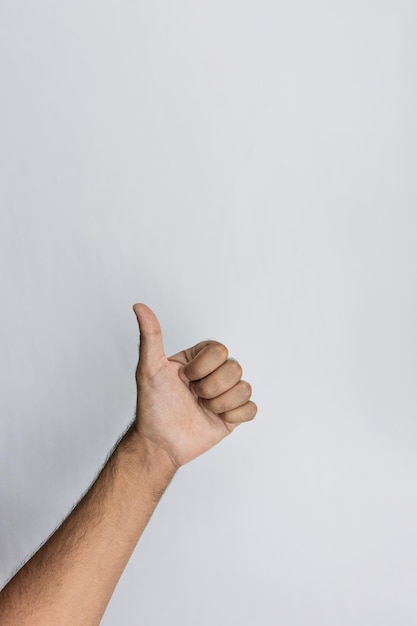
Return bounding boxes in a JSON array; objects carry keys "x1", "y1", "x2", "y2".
[{"x1": 132, "y1": 303, "x2": 257, "y2": 469}]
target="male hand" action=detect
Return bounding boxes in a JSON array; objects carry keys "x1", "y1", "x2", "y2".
[{"x1": 132, "y1": 303, "x2": 257, "y2": 470}]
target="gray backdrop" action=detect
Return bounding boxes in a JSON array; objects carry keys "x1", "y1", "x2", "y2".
[{"x1": 1, "y1": 1, "x2": 416, "y2": 624}]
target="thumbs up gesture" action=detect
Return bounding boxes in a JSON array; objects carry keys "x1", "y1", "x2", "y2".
[{"x1": 132, "y1": 303, "x2": 257, "y2": 470}]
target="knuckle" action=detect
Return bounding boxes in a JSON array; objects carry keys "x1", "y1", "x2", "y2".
[
  {"x1": 249, "y1": 401, "x2": 258, "y2": 419},
  {"x1": 231, "y1": 359, "x2": 243, "y2": 377},
  {"x1": 241, "y1": 380, "x2": 252, "y2": 398},
  {"x1": 213, "y1": 341, "x2": 228, "y2": 360}
]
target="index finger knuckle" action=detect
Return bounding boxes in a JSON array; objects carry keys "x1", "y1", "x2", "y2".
[{"x1": 211, "y1": 341, "x2": 229, "y2": 361}]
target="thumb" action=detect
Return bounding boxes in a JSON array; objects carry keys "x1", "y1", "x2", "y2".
[{"x1": 132, "y1": 303, "x2": 166, "y2": 370}]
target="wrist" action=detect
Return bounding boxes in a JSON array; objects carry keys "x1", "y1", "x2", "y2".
[{"x1": 125, "y1": 424, "x2": 179, "y2": 477}]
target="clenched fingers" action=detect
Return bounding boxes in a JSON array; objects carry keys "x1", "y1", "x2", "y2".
[
  {"x1": 179, "y1": 340, "x2": 257, "y2": 427},
  {"x1": 182, "y1": 341, "x2": 229, "y2": 381},
  {"x1": 220, "y1": 400, "x2": 258, "y2": 424},
  {"x1": 200, "y1": 380, "x2": 252, "y2": 414},
  {"x1": 190, "y1": 358, "x2": 243, "y2": 399}
]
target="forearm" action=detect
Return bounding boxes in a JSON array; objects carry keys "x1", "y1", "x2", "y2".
[{"x1": 0, "y1": 424, "x2": 177, "y2": 626}]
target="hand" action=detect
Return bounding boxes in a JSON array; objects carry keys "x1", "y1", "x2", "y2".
[{"x1": 132, "y1": 303, "x2": 257, "y2": 470}]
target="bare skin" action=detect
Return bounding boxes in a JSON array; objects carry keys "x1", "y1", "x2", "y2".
[{"x1": 0, "y1": 303, "x2": 257, "y2": 625}]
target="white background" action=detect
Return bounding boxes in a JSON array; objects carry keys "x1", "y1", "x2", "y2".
[{"x1": 1, "y1": 1, "x2": 416, "y2": 624}]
